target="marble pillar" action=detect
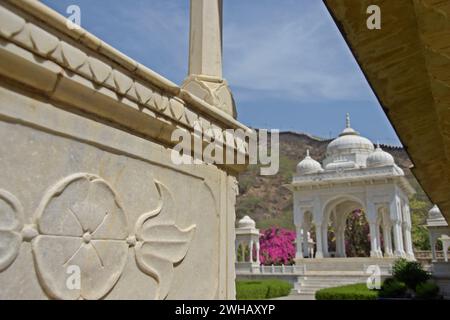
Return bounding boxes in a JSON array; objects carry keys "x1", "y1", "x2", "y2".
[
  {"x1": 182, "y1": 0, "x2": 236, "y2": 116},
  {"x1": 369, "y1": 222, "x2": 380, "y2": 258},
  {"x1": 382, "y1": 223, "x2": 393, "y2": 257},
  {"x1": 315, "y1": 223, "x2": 324, "y2": 259},
  {"x1": 393, "y1": 221, "x2": 406, "y2": 257}
]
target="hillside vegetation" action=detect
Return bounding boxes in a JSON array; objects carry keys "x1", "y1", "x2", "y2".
[{"x1": 236, "y1": 132, "x2": 432, "y2": 250}]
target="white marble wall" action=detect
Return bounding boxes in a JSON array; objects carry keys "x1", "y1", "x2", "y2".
[{"x1": 0, "y1": 0, "x2": 246, "y2": 299}]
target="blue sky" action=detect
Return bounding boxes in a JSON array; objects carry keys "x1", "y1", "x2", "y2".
[{"x1": 42, "y1": 0, "x2": 401, "y2": 145}]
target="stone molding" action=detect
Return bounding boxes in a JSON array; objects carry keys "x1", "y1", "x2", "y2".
[
  {"x1": 0, "y1": 1, "x2": 250, "y2": 173},
  {"x1": 291, "y1": 166, "x2": 414, "y2": 195}
]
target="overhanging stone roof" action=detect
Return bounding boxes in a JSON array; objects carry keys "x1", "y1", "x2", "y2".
[{"x1": 323, "y1": 0, "x2": 450, "y2": 222}]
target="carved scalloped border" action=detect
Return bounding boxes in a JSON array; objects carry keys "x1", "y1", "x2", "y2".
[{"x1": 0, "y1": 4, "x2": 249, "y2": 156}]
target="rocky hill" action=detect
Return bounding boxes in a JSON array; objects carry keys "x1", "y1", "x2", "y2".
[{"x1": 236, "y1": 131, "x2": 431, "y2": 230}]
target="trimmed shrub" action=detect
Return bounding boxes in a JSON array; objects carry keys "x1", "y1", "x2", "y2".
[
  {"x1": 392, "y1": 258, "x2": 430, "y2": 290},
  {"x1": 236, "y1": 281, "x2": 268, "y2": 300},
  {"x1": 265, "y1": 279, "x2": 292, "y2": 299},
  {"x1": 379, "y1": 278, "x2": 407, "y2": 298},
  {"x1": 236, "y1": 279, "x2": 292, "y2": 300},
  {"x1": 315, "y1": 283, "x2": 378, "y2": 300},
  {"x1": 415, "y1": 282, "x2": 440, "y2": 300}
]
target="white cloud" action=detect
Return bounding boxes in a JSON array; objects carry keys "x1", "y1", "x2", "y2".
[{"x1": 223, "y1": 0, "x2": 372, "y2": 103}]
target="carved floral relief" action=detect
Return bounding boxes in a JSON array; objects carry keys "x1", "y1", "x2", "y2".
[
  {"x1": 32, "y1": 173, "x2": 129, "y2": 300},
  {"x1": 134, "y1": 181, "x2": 196, "y2": 299},
  {"x1": 0, "y1": 189, "x2": 23, "y2": 271},
  {"x1": 0, "y1": 173, "x2": 196, "y2": 300}
]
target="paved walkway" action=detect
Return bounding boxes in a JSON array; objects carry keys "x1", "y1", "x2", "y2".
[{"x1": 271, "y1": 294, "x2": 315, "y2": 300}]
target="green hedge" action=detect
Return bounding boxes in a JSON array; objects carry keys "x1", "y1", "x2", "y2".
[
  {"x1": 415, "y1": 282, "x2": 440, "y2": 300},
  {"x1": 236, "y1": 279, "x2": 292, "y2": 300},
  {"x1": 315, "y1": 283, "x2": 379, "y2": 300},
  {"x1": 379, "y1": 278, "x2": 407, "y2": 298},
  {"x1": 392, "y1": 258, "x2": 430, "y2": 290}
]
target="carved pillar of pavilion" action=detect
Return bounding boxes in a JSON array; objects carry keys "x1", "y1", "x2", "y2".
[
  {"x1": 182, "y1": 0, "x2": 236, "y2": 117},
  {"x1": 402, "y1": 202, "x2": 415, "y2": 260},
  {"x1": 391, "y1": 198, "x2": 406, "y2": 257}
]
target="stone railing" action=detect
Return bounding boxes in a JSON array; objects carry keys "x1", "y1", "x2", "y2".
[
  {"x1": 236, "y1": 263, "x2": 306, "y2": 275},
  {"x1": 415, "y1": 250, "x2": 447, "y2": 264},
  {"x1": 236, "y1": 261, "x2": 394, "y2": 276}
]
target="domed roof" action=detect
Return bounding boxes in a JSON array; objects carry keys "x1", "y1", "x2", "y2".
[
  {"x1": 427, "y1": 205, "x2": 448, "y2": 227},
  {"x1": 297, "y1": 150, "x2": 323, "y2": 175},
  {"x1": 366, "y1": 144, "x2": 395, "y2": 168},
  {"x1": 326, "y1": 114, "x2": 374, "y2": 156},
  {"x1": 238, "y1": 215, "x2": 256, "y2": 229}
]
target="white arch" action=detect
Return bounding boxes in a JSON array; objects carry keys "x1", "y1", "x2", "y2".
[
  {"x1": 319, "y1": 194, "x2": 367, "y2": 258},
  {"x1": 322, "y1": 194, "x2": 366, "y2": 226}
]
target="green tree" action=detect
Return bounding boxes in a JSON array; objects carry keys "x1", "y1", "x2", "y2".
[{"x1": 410, "y1": 196, "x2": 431, "y2": 250}]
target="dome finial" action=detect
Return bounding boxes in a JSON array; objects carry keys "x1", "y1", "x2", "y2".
[
  {"x1": 297, "y1": 150, "x2": 323, "y2": 175},
  {"x1": 346, "y1": 113, "x2": 351, "y2": 128}
]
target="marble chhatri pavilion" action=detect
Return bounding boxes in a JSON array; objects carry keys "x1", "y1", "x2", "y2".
[
  {"x1": 287, "y1": 115, "x2": 415, "y2": 260},
  {"x1": 323, "y1": 0, "x2": 450, "y2": 223}
]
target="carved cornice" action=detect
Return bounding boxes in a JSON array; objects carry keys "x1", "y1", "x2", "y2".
[
  {"x1": 293, "y1": 166, "x2": 401, "y2": 183},
  {"x1": 291, "y1": 165, "x2": 415, "y2": 195},
  {"x1": 0, "y1": 1, "x2": 250, "y2": 173}
]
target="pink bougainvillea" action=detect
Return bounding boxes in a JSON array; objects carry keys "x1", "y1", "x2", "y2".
[
  {"x1": 344, "y1": 209, "x2": 371, "y2": 257},
  {"x1": 259, "y1": 227, "x2": 296, "y2": 265}
]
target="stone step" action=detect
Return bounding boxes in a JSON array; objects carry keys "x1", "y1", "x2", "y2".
[
  {"x1": 297, "y1": 276, "x2": 369, "y2": 282},
  {"x1": 296, "y1": 280, "x2": 362, "y2": 288},
  {"x1": 287, "y1": 290, "x2": 316, "y2": 300},
  {"x1": 291, "y1": 258, "x2": 394, "y2": 298},
  {"x1": 295, "y1": 258, "x2": 396, "y2": 272}
]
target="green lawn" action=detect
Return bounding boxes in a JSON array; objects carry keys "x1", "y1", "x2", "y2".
[
  {"x1": 236, "y1": 279, "x2": 292, "y2": 300},
  {"x1": 315, "y1": 283, "x2": 379, "y2": 300}
]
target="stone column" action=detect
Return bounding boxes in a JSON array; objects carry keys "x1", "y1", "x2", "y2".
[
  {"x1": 390, "y1": 198, "x2": 406, "y2": 257},
  {"x1": 393, "y1": 221, "x2": 406, "y2": 257},
  {"x1": 183, "y1": 0, "x2": 236, "y2": 117},
  {"x1": 338, "y1": 226, "x2": 347, "y2": 257},
  {"x1": 367, "y1": 202, "x2": 380, "y2": 258},
  {"x1": 256, "y1": 241, "x2": 260, "y2": 264},
  {"x1": 376, "y1": 224, "x2": 383, "y2": 257},
  {"x1": 403, "y1": 222, "x2": 414, "y2": 259},
  {"x1": 295, "y1": 226, "x2": 303, "y2": 259},
  {"x1": 249, "y1": 239, "x2": 254, "y2": 262},
  {"x1": 315, "y1": 223, "x2": 324, "y2": 259},
  {"x1": 322, "y1": 223, "x2": 329, "y2": 257},
  {"x1": 303, "y1": 216, "x2": 311, "y2": 258},
  {"x1": 334, "y1": 228, "x2": 340, "y2": 257},
  {"x1": 369, "y1": 222, "x2": 380, "y2": 258},
  {"x1": 442, "y1": 238, "x2": 450, "y2": 262},
  {"x1": 402, "y1": 204, "x2": 415, "y2": 260},
  {"x1": 382, "y1": 223, "x2": 393, "y2": 257},
  {"x1": 334, "y1": 214, "x2": 342, "y2": 257},
  {"x1": 429, "y1": 233, "x2": 437, "y2": 262}
]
